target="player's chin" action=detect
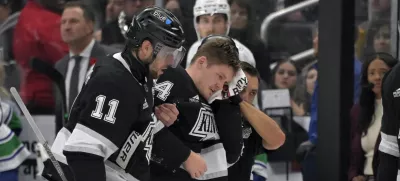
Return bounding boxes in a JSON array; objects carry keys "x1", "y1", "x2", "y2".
[{"x1": 200, "y1": 90, "x2": 211, "y2": 100}]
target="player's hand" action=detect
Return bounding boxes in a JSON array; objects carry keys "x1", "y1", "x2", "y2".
[
  {"x1": 183, "y1": 151, "x2": 207, "y2": 178},
  {"x1": 352, "y1": 175, "x2": 366, "y2": 181},
  {"x1": 155, "y1": 103, "x2": 179, "y2": 127}
]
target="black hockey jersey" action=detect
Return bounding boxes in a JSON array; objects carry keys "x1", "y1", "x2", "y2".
[
  {"x1": 150, "y1": 66, "x2": 243, "y2": 181},
  {"x1": 228, "y1": 118, "x2": 263, "y2": 181},
  {"x1": 377, "y1": 62, "x2": 400, "y2": 181},
  {"x1": 46, "y1": 52, "x2": 157, "y2": 181}
]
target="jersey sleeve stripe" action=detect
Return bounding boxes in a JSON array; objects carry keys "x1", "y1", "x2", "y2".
[
  {"x1": 64, "y1": 123, "x2": 118, "y2": 159},
  {"x1": 1, "y1": 103, "x2": 12, "y2": 125},
  {"x1": 153, "y1": 121, "x2": 165, "y2": 134},
  {"x1": 51, "y1": 127, "x2": 72, "y2": 155},
  {"x1": 379, "y1": 132, "x2": 400, "y2": 157}
]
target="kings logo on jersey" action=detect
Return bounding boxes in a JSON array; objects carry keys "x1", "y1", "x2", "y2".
[
  {"x1": 189, "y1": 104, "x2": 220, "y2": 141},
  {"x1": 116, "y1": 113, "x2": 157, "y2": 168}
]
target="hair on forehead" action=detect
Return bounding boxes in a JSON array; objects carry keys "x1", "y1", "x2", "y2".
[{"x1": 191, "y1": 38, "x2": 240, "y2": 72}]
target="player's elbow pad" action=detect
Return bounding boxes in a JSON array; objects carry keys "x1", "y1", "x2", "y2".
[
  {"x1": 65, "y1": 151, "x2": 106, "y2": 181},
  {"x1": 213, "y1": 100, "x2": 243, "y2": 164}
]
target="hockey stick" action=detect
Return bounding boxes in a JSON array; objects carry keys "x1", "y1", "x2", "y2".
[{"x1": 10, "y1": 87, "x2": 69, "y2": 181}]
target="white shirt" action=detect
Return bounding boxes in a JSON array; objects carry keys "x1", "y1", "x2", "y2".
[
  {"x1": 361, "y1": 99, "x2": 383, "y2": 175},
  {"x1": 185, "y1": 39, "x2": 256, "y2": 68},
  {"x1": 65, "y1": 39, "x2": 95, "y2": 108}
]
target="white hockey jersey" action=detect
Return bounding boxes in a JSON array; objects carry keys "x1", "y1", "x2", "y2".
[{"x1": 185, "y1": 39, "x2": 256, "y2": 68}]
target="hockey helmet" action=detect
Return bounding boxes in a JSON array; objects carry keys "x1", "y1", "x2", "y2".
[
  {"x1": 193, "y1": 0, "x2": 231, "y2": 40},
  {"x1": 125, "y1": 6, "x2": 186, "y2": 68},
  {"x1": 198, "y1": 34, "x2": 238, "y2": 56}
]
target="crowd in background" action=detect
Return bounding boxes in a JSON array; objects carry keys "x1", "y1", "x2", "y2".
[{"x1": 0, "y1": 0, "x2": 395, "y2": 181}]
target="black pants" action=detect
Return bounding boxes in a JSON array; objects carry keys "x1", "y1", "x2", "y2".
[{"x1": 300, "y1": 148, "x2": 317, "y2": 181}]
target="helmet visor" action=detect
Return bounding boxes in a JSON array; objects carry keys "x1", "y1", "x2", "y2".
[{"x1": 154, "y1": 42, "x2": 186, "y2": 68}]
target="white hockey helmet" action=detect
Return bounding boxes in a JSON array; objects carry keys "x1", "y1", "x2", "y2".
[{"x1": 193, "y1": 0, "x2": 231, "y2": 40}]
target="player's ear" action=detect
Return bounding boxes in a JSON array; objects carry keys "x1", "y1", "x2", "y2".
[
  {"x1": 141, "y1": 40, "x2": 153, "y2": 58},
  {"x1": 196, "y1": 56, "x2": 207, "y2": 69}
]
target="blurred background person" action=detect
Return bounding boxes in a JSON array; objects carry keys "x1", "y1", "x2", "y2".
[
  {"x1": 105, "y1": 0, "x2": 124, "y2": 23},
  {"x1": 228, "y1": 0, "x2": 271, "y2": 83},
  {"x1": 100, "y1": 0, "x2": 154, "y2": 47},
  {"x1": 348, "y1": 53, "x2": 397, "y2": 181},
  {"x1": 269, "y1": 59, "x2": 299, "y2": 95},
  {"x1": 292, "y1": 64, "x2": 318, "y2": 116},
  {"x1": 0, "y1": 64, "x2": 30, "y2": 181},
  {"x1": 13, "y1": 0, "x2": 68, "y2": 114},
  {"x1": 0, "y1": 0, "x2": 24, "y2": 91},
  {"x1": 369, "y1": 0, "x2": 390, "y2": 21},
  {"x1": 362, "y1": 20, "x2": 390, "y2": 59}
]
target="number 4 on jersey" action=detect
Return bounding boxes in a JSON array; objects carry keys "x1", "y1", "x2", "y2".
[
  {"x1": 91, "y1": 95, "x2": 119, "y2": 124},
  {"x1": 154, "y1": 81, "x2": 174, "y2": 101}
]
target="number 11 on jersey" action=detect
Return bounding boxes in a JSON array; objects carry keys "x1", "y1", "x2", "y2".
[{"x1": 91, "y1": 95, "x2": 119, "y2": 124}]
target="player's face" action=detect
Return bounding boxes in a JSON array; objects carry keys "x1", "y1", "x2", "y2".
[
  {"x1": 61, "y1": 7, "x2": 94, "y2": 44},
  {"x1": 149, "y1": 54, "x2": 174, "y2": 79},
  {"x1": 197, "y1": 14, "x2": 228, "y2": 38},
  {"x1": 240, "y1": 72, "x2": 259, "y2": 103},
  {"x1": 197, "y1": 61, "x2": 235, "y2": 100},
  {"x1": 367, "y1": 58, "x2": 390, "y2": 97}
]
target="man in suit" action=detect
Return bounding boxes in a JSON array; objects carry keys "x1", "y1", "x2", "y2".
[{"x1": 55, "y1": 1, "x2": 118, "y2": 132}]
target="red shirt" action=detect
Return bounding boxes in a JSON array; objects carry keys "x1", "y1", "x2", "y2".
[{"x1": 13, "y1": 0, "x2": 68, "y2": 108}]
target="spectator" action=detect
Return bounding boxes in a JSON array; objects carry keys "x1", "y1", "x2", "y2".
[
  {"x1": 228, "y1": 0, "x2": 271, "y2": 84},
  {"x1": 348, "y1": 52, "x2": 397, "y2": 181},
  {"x1": 363, "y1": 20, "x2": 390, "y2": 57},
  {"x1": 269, "y1": 59, "x2": 299, "y2": 93},
  {"x1": 101, "y1": 0, "x2": 154, "y2": 46},
  {"x1": 299, "y1": 24, "x2": 362, "y2": 181},
  {"x1": 0, "y1": 0, "x2": 22, "y2": 91},
  {"x1": 13, "y1": 0, "x2": 68, "y2": 114},
  {"x1": 292, "y1": 64, "x2": 317, "y2": 116},
  {"x1": 105, "y1": 0, "x2": 124, "y2": 23},
  {"x1": 164, "y1": 0, "x2": 182, "y2": 21},
  {"x1": 370, "y1": 0, "x2": 390, "y2": 21}
]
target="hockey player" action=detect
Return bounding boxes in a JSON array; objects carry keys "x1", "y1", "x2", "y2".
[
  {"x1": 376, "y1": 54, "x2": 400, "y2": 181},
  {"x1": 45, "y1": 6, "x2": 188, "y2": 181},
  {"x1": 185, "y1": 0, "x2": 256, "y2": 68},
  {"x1": 150, "y1": 35, "x2": 244, "y2": 181},
  {"x1": 228, "y1": 62, "x2": 285, "y2": 181},
  {"x1": 0, "y1": 92, "x2": 30, "y2": 181}
]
